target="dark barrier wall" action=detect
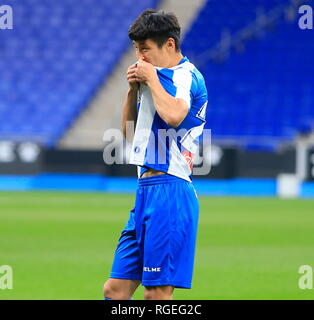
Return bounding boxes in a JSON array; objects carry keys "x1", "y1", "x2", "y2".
[
  {"x1": 43, "y1": 149, "x2": 110, "y2": 175},
  {"x1": 308, "y1": 148, "x2": 314, "y2": 181},
  {"x1": 0, "y1": 141, "x2": 298, "y2": 179},
  {"x1": 0, "y1": 142, "x2": 42, "y2": 175},
  {"x1": 234, "y1": 148, "x2": 296, "y2": 178}
]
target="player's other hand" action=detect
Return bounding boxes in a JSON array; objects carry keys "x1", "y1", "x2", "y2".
[
  {"x1": 134, "y1": 58, "x2": 157, "y2": 86},
  {"x1": 127, "y1": 63, "x2": 139, "y2": 91}
]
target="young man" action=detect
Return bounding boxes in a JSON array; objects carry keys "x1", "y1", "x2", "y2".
[{"x1": 104, "y1": 9, "x2": 208, "y2": 300}]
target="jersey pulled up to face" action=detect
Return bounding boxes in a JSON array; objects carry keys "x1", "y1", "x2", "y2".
[{"x1": 129, "y1": 56, "x2": 208, "y2": 182}]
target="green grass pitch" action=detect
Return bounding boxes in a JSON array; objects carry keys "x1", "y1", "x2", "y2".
[{"x1": 0, "y1": 191, "x2": 314, "y2": 300}]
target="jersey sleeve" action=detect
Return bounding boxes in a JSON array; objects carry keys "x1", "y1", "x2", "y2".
[
  {"x1": 178, "y1": 70, "x2": 208, "y2": 153},
  {"x1": 172, "y1": 67, "x2": 194, "y2": 108},
  {"x1": 191, "y1": 72, "x2": 208, "y2": 123}
]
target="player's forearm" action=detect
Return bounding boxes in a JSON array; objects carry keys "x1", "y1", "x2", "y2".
[
  {"x1": 147, "y1": 78, "x2": 188, "y2": 128},
  {"x1": 121, "y1": 88, "x2": 138, "y2": 139}
]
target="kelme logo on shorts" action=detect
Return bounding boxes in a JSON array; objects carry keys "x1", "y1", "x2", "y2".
[{"x1": 143, "y1": 267, "x2": 161, "y2": 272}]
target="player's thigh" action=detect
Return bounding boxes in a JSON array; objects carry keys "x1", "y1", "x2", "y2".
[
  {"x1": 141, "y1": 180, "x2": 199, "y2": 289},
  {"x1": 104, "y1": 278, "x2": 141, "y2": 299},
  {"x1": 110, "y1": 211, "x2": 143, "y2": 281},
  {"x1": 144, "y1": 285, "x2": 174, "y2": 300}
]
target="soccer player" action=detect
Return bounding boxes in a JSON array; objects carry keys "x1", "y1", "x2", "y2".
[{"x1": 103, "y1": 9, "x2": 208, "y2": 300}]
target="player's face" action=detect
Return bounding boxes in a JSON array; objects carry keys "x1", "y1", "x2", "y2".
[{"x1": 133, "y1": 39, "x2": 174, "y2": 68}]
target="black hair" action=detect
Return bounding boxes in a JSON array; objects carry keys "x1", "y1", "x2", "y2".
[{"x1": 128, "y1": 9, "x2": 181, "y2": 52}]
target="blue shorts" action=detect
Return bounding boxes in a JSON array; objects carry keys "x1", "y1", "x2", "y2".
[{"x1": 109, "y1": 174, "x2": 199, "y2": 289}]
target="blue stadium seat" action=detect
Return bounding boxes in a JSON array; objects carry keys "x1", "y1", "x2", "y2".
[
  {"x1": 0, "y1": 0, "x2": 159, "y2": 146},
  {"x1": 182, "y1": 0, "x2": 314, "y2": 149}
]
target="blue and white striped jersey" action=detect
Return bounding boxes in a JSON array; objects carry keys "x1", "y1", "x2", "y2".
[{"x1": 129, "y1": 56, "x2": 208, "y2": 182}]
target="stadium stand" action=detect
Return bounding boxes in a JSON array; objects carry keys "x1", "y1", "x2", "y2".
[
  {"x1": 0, "y1": 0, "x2": 159, "y2": 147},
  {"x1": 0, "y1": 0, "x2": 313, "y2": 151},
  {"x1": 59, "y1": 0, "x2": 206, "y2": 150},
  {"x1": 182, "y1": 0, "x2": 314, "y2": 149}
]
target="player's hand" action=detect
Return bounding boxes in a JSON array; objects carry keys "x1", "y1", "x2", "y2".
[
  {"x1": 134, "y1": 58, "x2": 158, "y2": 86},
  {"x1": 126, "y1": 63, "x2": 139, "y2": 91}
]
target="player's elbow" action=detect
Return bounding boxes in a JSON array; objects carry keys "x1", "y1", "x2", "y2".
[
  {"x1": 122, "y1": 121, "x2": 135, "y2": 142},
  {"x1": 166, "y1": 104, "x2": 189, "y2": 128},
  {"x1": 166, "y1": 116, "x2": 183, "y2": 128}
]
